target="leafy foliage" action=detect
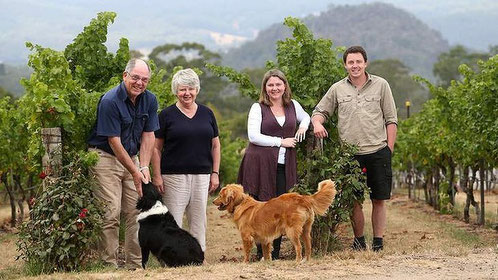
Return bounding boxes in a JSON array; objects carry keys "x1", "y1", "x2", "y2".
[
  {"x1": 19, "y1": 11, "x2": 133, "y2": 163},
  {"x1": 21, "y1": 44, "x2": 77, "y2": 129},
  {"x1": 64, "y1": 12, "x2": 129, "y2": 93},
  {"x1": 0, "y1": 97, "x2": 27, "y2": 171},
  {"x1": 274, "y1": 17, "x2": 345, "y2": 111},
  {"x1": 17, "y1": 153, "x2": 103, "y2": 275},
  {"x1": 395, "y1": 53, "x2": 498, "y2": 221},
  {"x1": 207, "y1": 64, "x2": 258, "y2": 100},
  {"x1": 146, "y1": 61, "x2": 177, "y2": 109},
  {"x1": 294, "y1": 143, "x2": 365, "y2": 252}
]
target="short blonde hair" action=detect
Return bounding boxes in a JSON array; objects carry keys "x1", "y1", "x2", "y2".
[
  {"x1": 171, "y1": 68, "x2": 200, "y2": 94},
  {"x1": 259, "y1": 69, "x2": 292, "y2": 106}
]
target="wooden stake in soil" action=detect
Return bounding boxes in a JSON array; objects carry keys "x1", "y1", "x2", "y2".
[{"x1": 41, "y1": 127, "x2": 62, "y2": 177}]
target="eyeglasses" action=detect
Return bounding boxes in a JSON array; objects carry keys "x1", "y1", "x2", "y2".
[{"x1": 127, "y1": 72, "x2": 150, "y2": 84}]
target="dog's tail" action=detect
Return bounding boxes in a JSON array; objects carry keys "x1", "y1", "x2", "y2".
[{"x1": 308, "y1": 179, "x2": 336, "y2": 216}]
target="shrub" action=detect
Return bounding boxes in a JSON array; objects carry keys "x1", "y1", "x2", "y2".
[
  {"x1": 293, "y1": 137, "x2": 367, "y2": 253},
  {"x1": 17, "y1": 152, "x2": 103, "y2": 275}
]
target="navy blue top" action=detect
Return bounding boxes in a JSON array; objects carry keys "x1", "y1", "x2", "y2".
[
  {"x1": 155, "y1": 104, "x2": 219, "y2": 174},
  {"x1": 88, "y1": 82, "x2": 159, "y2": 156}
]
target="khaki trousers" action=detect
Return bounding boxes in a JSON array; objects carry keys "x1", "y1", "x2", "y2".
[
  {"x1": 90, "y1": 148, "x2": 141, "y2": 268},
  {"x1": 162, "y1": 174, "x2": 210, "y2": 251}
]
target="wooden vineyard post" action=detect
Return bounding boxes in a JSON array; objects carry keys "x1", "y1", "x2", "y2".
[{"x1": 41, "y1": 127, "x2": 62, "y2": 178}]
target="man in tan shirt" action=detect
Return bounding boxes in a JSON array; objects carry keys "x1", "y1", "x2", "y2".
[{"x1": 311, "y1": 46, "x2": 397, "y2": 251}]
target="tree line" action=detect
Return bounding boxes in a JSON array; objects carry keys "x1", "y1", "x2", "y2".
[
  {"x1": 0, "y1": 10, "x2": 496, "y2": 274},
  {"x1": 394, "y1": 47, "x2": 498, "y2": 226}
]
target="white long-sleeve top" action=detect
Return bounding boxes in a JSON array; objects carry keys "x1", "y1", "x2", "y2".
[{"x1": 247, "y1": 99, "x2": 311, "y2": 164}]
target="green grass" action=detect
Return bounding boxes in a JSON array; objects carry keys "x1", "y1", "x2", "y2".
[
  {"x1": 440, "y1": 222, "x2": 485, "y2": 247},
  {"x1": 0, "y1": 267, "x2": 23, "y2": 280}
]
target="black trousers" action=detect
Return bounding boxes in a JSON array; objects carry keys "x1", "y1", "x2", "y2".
[
  {"x1": 276, "y1": 163, "x2": 286, "y2": 196},
  {"x1": 256, "y1": 163, "x2": 286, "y2": 260}
]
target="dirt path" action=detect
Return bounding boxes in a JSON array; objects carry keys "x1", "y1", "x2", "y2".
[{"x1": 1, "y1": 194, "x2": 497, "y2": 279}]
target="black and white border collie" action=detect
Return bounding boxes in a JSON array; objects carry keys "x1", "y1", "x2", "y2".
[{"x1": 136, "y1": 183, "x2": 204, "y2": 268}]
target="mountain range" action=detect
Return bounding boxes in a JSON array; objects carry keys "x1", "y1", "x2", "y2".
[
  {"x1": 1, "y1": 0, "x2": 497, "y2": 65},
  {"x1": 223, "y1": 2, "x2": 449, "y2": 78},
  {"x1": 1, "y1": 0, "x2": 497, "y2": 95}
]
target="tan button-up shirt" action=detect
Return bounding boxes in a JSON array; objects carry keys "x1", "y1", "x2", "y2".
[{"x1": 312, "y1": 73, "x2": 398, "y2": 155}]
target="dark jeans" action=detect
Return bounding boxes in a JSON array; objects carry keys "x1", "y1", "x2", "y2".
[{"x1": 256, "y1": 163, "x2": 286, "y2": 260}]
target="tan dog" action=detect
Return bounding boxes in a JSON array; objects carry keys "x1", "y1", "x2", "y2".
[{"x1": 213, "y1": 180, "x2": 336, "y2": 263}]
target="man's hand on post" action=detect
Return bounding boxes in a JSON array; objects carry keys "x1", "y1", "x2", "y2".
[{"x1": 313, "y1": 122, "x2": 329, "y2": 139}]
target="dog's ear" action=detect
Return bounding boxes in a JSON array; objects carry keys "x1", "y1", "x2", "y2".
[
  {"x1": 224, "y1": 188, "x2": 234, "y2": 203},
  {"x1": 226, "y1": 186, "x2": 244, "y2": 213}
]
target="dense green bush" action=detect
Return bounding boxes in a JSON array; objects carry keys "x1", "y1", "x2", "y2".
[
  {"x1": 17, "y1": 152, "x2": 103, "y2": 275},
  {"x1": 293, "y1": 141, "x2": 366, "y2": 252}
]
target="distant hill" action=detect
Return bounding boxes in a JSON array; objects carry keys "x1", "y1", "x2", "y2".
[
  {"x1": 0, "y1": 64, "x2": 31, "y2": 97},
  {"x1": 222, "y1": 2, "x2": 449, "y2": 78}
]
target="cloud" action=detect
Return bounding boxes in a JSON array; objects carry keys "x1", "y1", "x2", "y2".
[{"x1": 209, "y1": 32, "x2": 248, "y2": 47}]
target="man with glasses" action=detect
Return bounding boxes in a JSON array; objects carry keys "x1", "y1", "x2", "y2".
[{"x1": 88, "y1": 59, "x2": 159, "y2": 269}]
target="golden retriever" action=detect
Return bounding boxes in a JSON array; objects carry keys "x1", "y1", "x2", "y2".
[{"x1": 213, "y1": 179, "x2": 336, "y2": 263}]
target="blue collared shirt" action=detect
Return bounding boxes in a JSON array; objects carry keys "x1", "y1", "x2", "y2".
[{"x1": 88, "y1": 82, "x2": 159, "y2": 156}]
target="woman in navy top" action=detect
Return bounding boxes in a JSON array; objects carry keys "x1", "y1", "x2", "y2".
[{"x1": 151, "y1": 69, "x2": 220, "y2": 253}]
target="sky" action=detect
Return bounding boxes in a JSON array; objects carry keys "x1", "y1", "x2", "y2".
[{"x1": 1, "y1": 0, "x2": 497, "y2": 64}]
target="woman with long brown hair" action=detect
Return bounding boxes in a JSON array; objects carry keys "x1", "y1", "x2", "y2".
[{"x1": 237, "y1": 69, "x2": 310, "y2": 260}]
